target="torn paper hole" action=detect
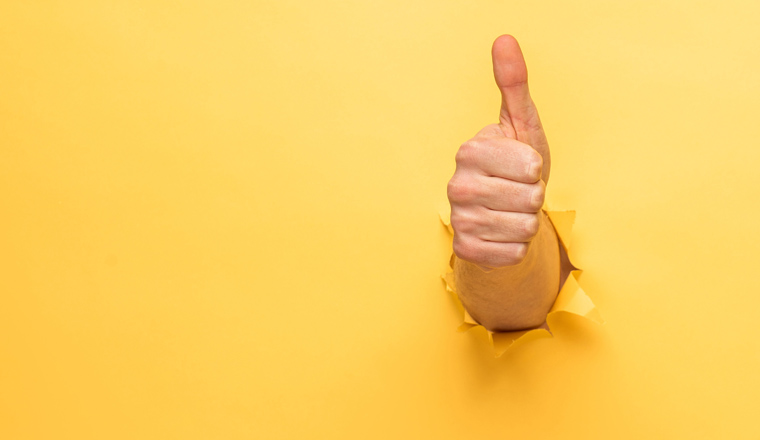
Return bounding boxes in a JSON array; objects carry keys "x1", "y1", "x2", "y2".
[{"x1": 439, "y1": 202, "x2": 603, "y2": 357}]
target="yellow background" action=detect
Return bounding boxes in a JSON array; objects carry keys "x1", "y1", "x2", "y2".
[{"x1": 2, "y1": 1, "x2": 759, "y2": 438}]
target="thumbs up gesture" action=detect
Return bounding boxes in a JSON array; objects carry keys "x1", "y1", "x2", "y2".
[{"x1": 448, "y1": 35, "x2": 552, "y2": 269}]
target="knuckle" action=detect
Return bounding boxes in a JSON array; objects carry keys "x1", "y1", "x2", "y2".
[
  {"x1": 450, "y1": 212, "x2": 477, "y2": 235},
  {"x1": 447, "y1": 177, "x2": 479, "y2": 203},
  {"x1": 507, "y1": 243, "x2": 529, "y2": 265},
  {"x1": 527, "y1": 180, "x2": 546, "y2": 211},
  {"x1": 525, "y1": 151, "x2": 543, "y2": 181},
  {"x1": 453, "y1": 237, "x2": 482, "y2": 264},
  {"x1": 520, "y1": 214, "x2": 540, "y2": 239},
  {"x1": 455, "y1": 140, "x2": 482, "y2": 164},
  {"x1": 491, "y1": 244, "x2": 527, "y2": 267}
]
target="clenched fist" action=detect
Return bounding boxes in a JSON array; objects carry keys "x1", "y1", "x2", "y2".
[{"x1": 448, "y1": 35, "x2": 552, "y2": 270}]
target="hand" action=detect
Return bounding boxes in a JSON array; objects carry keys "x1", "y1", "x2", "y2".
[{"x1": 447, "y1": 35, "x2": 552, "y2": 269}]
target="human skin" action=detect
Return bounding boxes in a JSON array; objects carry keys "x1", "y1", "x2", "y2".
[{"x1": 447, "y1": 35, "x2": 574, "y2": 332}]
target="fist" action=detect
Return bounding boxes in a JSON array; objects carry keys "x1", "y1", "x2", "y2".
[{"x1": 447, "y1": 35, "x2": 551, "y2": 269}]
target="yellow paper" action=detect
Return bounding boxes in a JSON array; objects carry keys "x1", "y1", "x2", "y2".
[{"x1": 3, "y1": 1, "x2": 760, "y2": 438}]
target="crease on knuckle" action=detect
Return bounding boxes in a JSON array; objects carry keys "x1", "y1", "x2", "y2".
[
  {"x1": 509, "y1": 243, "x2": 529, "y2": 265},
  {"x1": 450, "y1": 212, "x2": 477, "y2": 235},
  {"x1": 525, "y1": 150, "x2": 543, "y2": 181},
  {"x1": 521, "y1": 214, "x2": 540, "y2": 239},
  {"x1": 447, "y1": 177, "x2": 478, "y2": 203}
]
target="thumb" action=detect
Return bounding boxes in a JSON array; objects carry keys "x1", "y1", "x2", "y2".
[{"x1": 492, "y1": 34, "x2": 550, "y2": 182}]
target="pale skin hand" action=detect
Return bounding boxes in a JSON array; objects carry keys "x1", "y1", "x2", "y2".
[{"x1": 447, "y1": 35, "x2": 573, "y2": 332}]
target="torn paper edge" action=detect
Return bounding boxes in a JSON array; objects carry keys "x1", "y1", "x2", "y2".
[{"x1": 439, "y1": 202, "x2": 603, "y2": 357}]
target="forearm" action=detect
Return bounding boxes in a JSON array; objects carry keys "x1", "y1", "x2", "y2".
[{"x1": 453, "y1": 210, "x2": 561, "y2": 332}]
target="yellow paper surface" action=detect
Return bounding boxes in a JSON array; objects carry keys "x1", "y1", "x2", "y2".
[{"x1": 3, "y1": 1, "x2": 760, "y2": 439}]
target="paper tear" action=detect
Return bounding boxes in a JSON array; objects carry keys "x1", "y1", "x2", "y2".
[
  {"x1": 440, "y1": 203, "x2": 603, "y2": 357},
  {"x1": 438, "y1": 203, "x2": 454, "y2": 235}
]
